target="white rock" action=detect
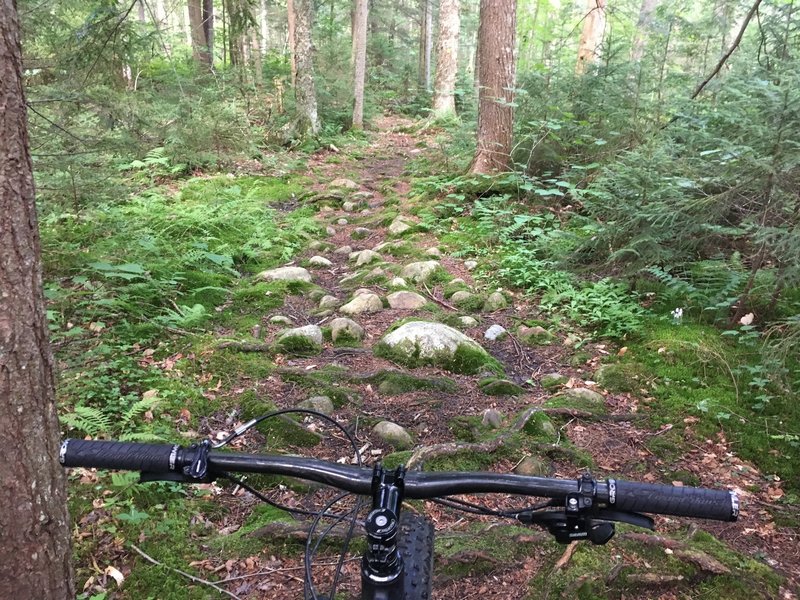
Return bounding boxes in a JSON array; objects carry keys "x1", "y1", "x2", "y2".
[
  {"x1": 389, "y1": 217, "x2": 413, "y2": 235},
  {"x1": 329, "y1": 178, "x2": 359, "y2": 190},
  {"x1": 340, "y1": 293, "x2": 383, "y2": 315},
  {"x1": 484, "y1": 324, "x2": 508, "y2": 341},
  {"x1": 388, "y1": 277, "x2": 408, "y2": 288},
  {"x1": 309, "y1": 256, "x2": 332, "y2": 268},
  {"x1": 464, "y1": 260, "x2": 478, "y2": 271},
  {"x1": 426, "y1": 247, "x2": 442, "y2": 257},
  {"x1": 334, "y1": 245, "x2": 353, "y2": 255},
  {"x1": 379, "y1": 321, "x2": 489, "y2": 365},
  {"x1": 342, "y1": 201, "x2": 357, "y2": 212},
  {"x1": 326, "y1": 226, "x2": 336, "y2": 236},
  {"x1": 318, "y1": 295, "x2": 340, "y2": 310},
  {"x1": 387, "y1": 291, "x2": 428, "y2": 310},
  {"x1": 401, "y1": 261, "x2": 441, "y2": 283},
  {"x1": 337, "y1": 218, "x2": 348, "y2": 225},
  {"x1": 459, "y1": 316, "x2": 478, "y2": 327},
  {"x1": 259, "y1": 266, "x2": 312, "y2": 283},
  {"x1": 450, "y1": 291, "x2": 475, "y2": 304},
  {"x1": 277, "y1": 324, "x2": 323, "y2": 346},
  {"x1": 270, "y1": 315, "x2": 294, "y2": 325},
  {"x1": 350, "y1": 249, "x2": 381, "y2": 267}
]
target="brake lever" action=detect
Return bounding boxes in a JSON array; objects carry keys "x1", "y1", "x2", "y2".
[{"x1": 515, "y1": 508, "x2": 654, "y2": 545}]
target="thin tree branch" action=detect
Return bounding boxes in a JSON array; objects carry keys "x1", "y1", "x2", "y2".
[{"x1": 691, "y1": 0, "x2": 764, "y2": 99}]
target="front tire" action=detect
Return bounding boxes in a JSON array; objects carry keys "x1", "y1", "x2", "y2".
[{"x1": 396, "y1": 512, "x2": 434, "y2": 600}]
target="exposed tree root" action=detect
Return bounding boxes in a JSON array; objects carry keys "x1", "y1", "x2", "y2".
[{"x1": 619, "y1": 532, "x2": 730, "y2": 574}]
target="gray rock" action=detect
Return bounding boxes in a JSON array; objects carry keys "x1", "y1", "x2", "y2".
[
  {"x1": 308, "y1": 255, "x2": 332, "y2": 268},
  {"x1": 388, "y1": 277, "x2": 408, "y2": 289},
  {"x1": 270, "y1": 315, "x2": 294, "y2": 325},
  {"x1": 353, "y1": 288, "x2": 374, "y2": 296},
  {"x1": 482, "y1": 409, "x2": 504, "y2": 429},
  {"x1": 388, "y1": 217, "x2": 413, "y2": 236},
  {"x1": 540, "y1": 373, "x2": 569, "y2": 389},
  {"x1": 340, "y1": 293, "x2": 383, "y2": 315},
  {"x1": 320, "y1": 206, "x2": 335, "y2": 213},
  {"x1": 518, "y1": 325, "x2": 555, "y2": 345},
  {"x1": 329, "y1": 177, "x2": 359, "y2": 190},
  {"x1": 425, "y1": 247, "x2": 442, "y2": 257},
  {"x1": 479, "y1": 377, "x2": 525, "y2": 396},
  {"x1": 459, "y1": 316, "x2": 479, "y2": 327},
  {"x1": 401, "y1": 260, "x2": 441, "y2": 283},
  {"x1": 376, "y1": 321, "x2": 496, "y2": 374},
  {"x1": 259, "y1": 266, "x2": 312, "y2": 283},
  {"x1": 277, "y1": 324, "x2": 323, "y2": 346},
  {"x1": 334, "y1": 245, "x2": 353, "y2": 255},
  {"x1": 351, "y1": 191, "x2": 373, "y2": 201},
  {"x1": 372, "y1": 421, "x2": 414, "y2": 450},
  {"x1": 342, "y1": 201, "x2": 357, "y2": 212},
  {"x1": 350, "y1": 249, "x2": 381, "y2": 267},
  {"x1": 351, "y1": 227, "x2": 371, "y2": 239},
  {"x1": 318, "y1": 295, "x2": 340, "y2": 310},
  {"x1": 297, "y1": 396, "x2": 334, "y2": 415},
  {"x1": 483, "y1": 291, "x2": 508, "y2": 312},
  {"x1": 387, "y1": 291, "x2": 428, "y2": 310},
  {"x1": 308, "y1": 241, "x2": 326, "y2": 251},
  {"x1": 339, "y1": 272, "x2": 361, "y2": 285},
  {"x1": 449, "y1": 278, "x2": 466, "y2": 286},
  {"x1": 337, "y1": 218, "x2": 349, "y2": 226},
  {"x1": 326, "y1": 226, "x2": 336, "y2": 236},
  {"x1": 464, "y1": 260, "x2": 478, "y2": 271},
  {"x1": 484, "y1": 324, "x2": 508, "y2": 341},
  {"x1": 514, "y1": 456, "x2": 552, "y2": 477},
  {"x1": 557, "y1": 387, "x2": 605, "y2": 408},
  {"x1": 330, "y1": 317, "x2": 365, "y2": 342},
  {"x1": 450, "y1": 291, "x2": 475, "y2": 304}
]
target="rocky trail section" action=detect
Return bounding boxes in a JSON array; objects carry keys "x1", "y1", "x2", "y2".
[{"x1": 201, "y1": 116, "x2": 798, "y2": 599}]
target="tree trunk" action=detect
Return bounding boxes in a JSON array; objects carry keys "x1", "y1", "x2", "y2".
[
  {"x1": 293, "y1": 0, "x2": 320, "y2": 135},
  {"x1": 287, "y1": 0, "x2": 297, "y2": 86},
  {"x1": 631, "y1": 0, "x2": 659, "y2": 63},
  {"x1": 188, "y1": 0, "x2": 213, "y2": 66},
  {"x1": 576, "y1": 0, "x2": 607, "y2": 74},
  {"x1": 251, "y1": 28, "x2": 263, "y2": 86},
  {"x1": 260, "y1": 0, "x2": 269, "y2": 53},
  {"x1": 432, "y1": 0, "x2": 460, "y2": 117},
  {"x1": 470, "y1": 0, "x2": 516, "y2": 174},
  {"x1": 182, "y1": 2, "x2": 193, "y2": 48},
  {"x1": 0, "y1": 3, "x2": 74, "y2": 598},
  {"x1": 352, "y1": 0, "x2": 369, "y2": 129},
  {"x1": 418, "y1": 0, "x2": 433, "y2": 90},
  {"x1": 138, "y1": 0, "x2": 146, "y2": 22}
]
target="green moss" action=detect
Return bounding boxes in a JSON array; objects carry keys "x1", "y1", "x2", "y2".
[
  {"x1": 382, "y1": 450, "x2": 414, "y2": 469},
  {"x1": 200, "y1": 348, "x2": 275, "y2": 386},
  {"x1": 370, "y1": 371, "x2": 458, "y2": 395},
  {"x1": 238, "y1": 391, "x2": 322, "y2": 447},
  {"x1": 478, "y1": 377, "x2": 525, "y2": 396},
  {"x1": 373, "y1": 337, "x2": 503, "y2": 375},
  {"x1": 522, "y1": 411, "x2": 558, "y2": 439},
  {"x1": 595, "y1": 362, "x2": 649, "y2": 393},
  {"x1": 272, "y1": 334, "x2": 322, "y2": 356}
]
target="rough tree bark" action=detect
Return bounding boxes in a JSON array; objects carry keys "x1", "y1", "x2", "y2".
[
  {"x1": 292, "y1": 0, "x2": 320, "y2": 135},
  {"x1": 351, "y1": 0, "x2": 369, "y2": 129},
  {"x1": 576, "y1": 0, "x2": 607, "y2": 74},
  {"x1": 0, "y1": 2, "x2": 74, "y2": 598},
  {"x1": 470, "y1": 0, "x2": 517, "y2": 174},
  {"x1": 432, "y1": 0, "x2": 460, "y2": 117},
  {"x1": 418, "y1": 0, "x2": 433, "y2": 90},
  {"x1": 188, "y1": 0, "x2": 214, "y2": 66},
  {"x1": 287, "y1": 0, "x2": 297, "y2": 85},
  {"x1": 631, "y1": 0, "x2": 659, "y2": 63}
]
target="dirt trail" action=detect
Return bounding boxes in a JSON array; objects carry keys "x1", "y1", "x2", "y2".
[{"x1": 221, "y1": 115, "x2": 798, "y2": 599}]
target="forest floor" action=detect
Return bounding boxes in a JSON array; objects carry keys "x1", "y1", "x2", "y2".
[{"x1": 65, "y1": 115, "x2": 799, "y2": 600}]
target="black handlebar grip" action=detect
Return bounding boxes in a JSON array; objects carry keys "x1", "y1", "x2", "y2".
[
  {"x1": 60, "y1": 439, "x2": 180, "y2": 473},
  {"x1": 611, "y1": 479, "x2": 739, "y2": 522}
]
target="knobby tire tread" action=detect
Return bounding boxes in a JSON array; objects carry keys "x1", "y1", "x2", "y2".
[{"x1": 397, "y1": 512, "x2": 434, "y2": 600}]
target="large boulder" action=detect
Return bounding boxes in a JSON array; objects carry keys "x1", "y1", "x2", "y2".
[
  {"x1": 340, "y1": 293, "x2": 383, "y2": 315},
  {"x1": 374, "y1": 321, "x2": 501, "y2": 374},
  {"x1": 401, "y1": 261, "x2": 442, "y2": 283},
  {"x1": 259, "y1": 266, "x2": 312, "y2": 283},
  {"x1": 386, "y1": 291, "x2": 428, "y2": 310}
]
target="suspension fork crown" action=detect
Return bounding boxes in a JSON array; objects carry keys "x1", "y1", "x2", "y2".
[{"x1": 361, "y1": 464, "x2": 406, "y2": 596}]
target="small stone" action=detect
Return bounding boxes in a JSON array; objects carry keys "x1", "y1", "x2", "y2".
[
  {"x1": 483, "y1": 291, "x2": 508, "y2": 312},
  {"x1": 449, "y1": 278, "x2": 466, "y2": 286},
  {"x1": 350, "y1": 249, "x2": 381, "y2": 267},
  {"x1": 259, "y1": 266, "x2": 312, "y2": 283},
  {"x1": 450, "y1": 291, "x2": 475, "y2": 304},
  {"x1": 459, "y1": 316, "x2": 478, "y2": 327},
  {"x1": 342, "y1": 201, "x2": 357, "y2": 212},
  {"x1": 334, "y1": 245, "x2": 353, "y2": 255},
  {"x1": 351, "y1": 191, "x2": 373, "y2": 201},
  {"x1": 337, "y1": 218, "x2": 349, "y2": 225},
  {"x1": 277, "y1": 324, "x2": 323, "y2": 345},
  {"x1": 309, "y1": 256, "x2": 332, "y2": 268},
  {"x1": 387, "y1": 291, "x2": 428, "y2": 310},
  {"x1": 320, "y1": 206, "x2": 335, "y2": 213},
  {"x1": 372, "y1": 421, "x2": 414, "y2": 450},
  {"x1": 340, "y1": 293, "x2": 383, "y2": 315},
  {"x1": 326, "y1": 226, "x2": 336, "y2": 236},
  {"x1": 484, "y1": 324, "x2": 507, "y2": 341},
  {"x1": 514, "y1": 456, "x2": 552, "y2": 477},
  {"x1": 481, "y1": 409, "x2": 504, "y2": 429},
  {"x1": 318, "y1": 295, "x2": 340, "y2": 310},
  {"x1": 479, "y1": 377, "x2": 525, "y2": 396},
  {"x1": 464, "y1": 260, "x2": 478, "y2": 271},
  {"x1": 329, "y1": 177, "x2": 359, "y2": 190},
  {"x1": 401, "y1": 260, "x2": 441, "y2": 283},
  {"x1": 330, "y1": 317, "x2": 365, "y2": 342},
  {"x1": 308, "y1": 241, "x2": 326, "y2": 251},
  {"x1": 351, "y1": 227, "x2": 371, "y2": 239},
  {"x1": 388, "y1": 277, "x2": 408, "y2": 288},
  {"x1": 270, "y1": 315, "x2": 293, "y2": 325},
  {"x1": 540, "y1": 373, "x2": 569, "y2": 389},
  {"x1": 389, "y1": 217, "x2": 413, "y2": 236},
  {"x1": 553, "y1": 387, "x2": 606, "y2": 410},
  {"x1": 518, "y1": 325, "x2": 555, "y2": 345},
  {"x1": 426, "y1": 247, "x2": 442, "y2": 257},
  {"x1": 297, "y1": 396, "x2": 334, "y2": 415},
  {"x1": 274, "y1": 325, "x2": 324, "y2": 355}
]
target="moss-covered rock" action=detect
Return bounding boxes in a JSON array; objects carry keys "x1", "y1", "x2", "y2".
[
  {"x1": 478, "y1": 377, "x2": 525, "y2": 396},
  {"x1": 540, "y1": 372, "x2": 569, "y2": 389},
  {"x1": 517, "y1": 324, "x2": 556, "y2": 345},
  {"x1": 368, "y1": 370, "x2": 457, "y2": 395},
  {"x1": 594, "y1": 362, "x2": 648, "y2": 393},
  {"x1": 273, "y1": 325, "x2": 323, "y2": 356},
  {"x1": 545, "y1": 387, "x2": 607, "y2": 413}
]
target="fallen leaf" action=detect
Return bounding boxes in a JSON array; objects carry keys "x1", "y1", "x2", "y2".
[
  {"x1": 617, "y1": 346, "x2": 628, "y2": 357},
  {"x1": 104, "y1": 566, "x2": 124, "y2": 587}
]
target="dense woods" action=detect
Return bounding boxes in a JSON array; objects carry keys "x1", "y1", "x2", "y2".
[{"x1": 2, "y1": 0, "x2": 799, "y2": 597}]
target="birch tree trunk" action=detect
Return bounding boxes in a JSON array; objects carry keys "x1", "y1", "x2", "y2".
[
  {"x1": 352, "y1": 0, "x2": 369, "y2": 129},
  {"x1": 0, "y1": 2, "x2": 75, "y2": 598},
  {"x1": 432, "y1": 0, "x2": 460, "y2": 117},
  {"x1": 260, "y1": 0, "x2": 269, "y2": 53},
  {"x1": 631, "y1": 0, "x2": 659, "y2": 63},
  {"x1": 576, "y1": 0, "x2": 607, "y2": 74},
  {"x1": 470, "y1": 0, "x2": 517, "y2": 173},
  {"x1": 287, "y1": 0, "x2": 297, "y2": 86},
  {"x1": 418, "y1": 0, "x2": 433, "y2": 90},
  {"x1": 293, "y1": 0, "x2": 320, "y2": 135}
]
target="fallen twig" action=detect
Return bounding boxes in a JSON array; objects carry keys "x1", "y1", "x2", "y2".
[{"x1": 554, "y1": 542, "x2": 578, "y2": 570}]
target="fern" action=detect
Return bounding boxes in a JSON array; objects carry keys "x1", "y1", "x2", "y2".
[{"x1": 60, "y1": 405, "x2": 113, "y2": 436}]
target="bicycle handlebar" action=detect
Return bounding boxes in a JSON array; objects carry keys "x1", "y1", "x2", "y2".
[{"x1": 59, "y1": 439, "x2": 739, "y2": 522}]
